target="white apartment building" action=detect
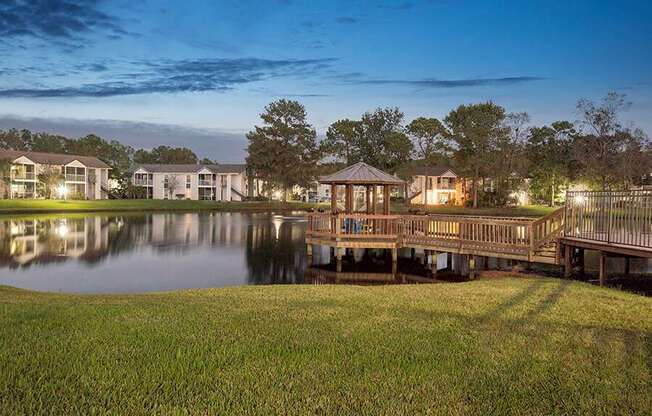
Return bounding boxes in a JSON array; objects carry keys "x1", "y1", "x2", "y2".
[
  {"x1": 132, "y1": 164, "x2": 249, "y2": 201},
  {"x1": 0, "y1": 150, "x2": 110, "y2": 199}
]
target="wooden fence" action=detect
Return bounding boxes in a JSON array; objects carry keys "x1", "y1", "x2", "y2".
[{"x1": 564, "y1": 190, "x2": 652, "y2": 248}]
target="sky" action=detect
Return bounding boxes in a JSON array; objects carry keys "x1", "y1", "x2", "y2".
[{"x1": 0, "y1": 0, "x2": 651, "y2": 162}]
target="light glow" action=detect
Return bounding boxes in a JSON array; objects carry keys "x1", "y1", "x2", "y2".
[{"x1": 57, "y1": 184, "x2": 68, "y2": 199}]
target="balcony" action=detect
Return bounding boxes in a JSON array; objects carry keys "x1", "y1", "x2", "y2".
[
  {"x1": 134, "y1": 178, "x2": 153, "y2": 186},
  {"x1": 65, "y1": 174, "x2": 86, "y2": 182},
  {"x1": 436, "y1": 182, "x2": 456, "y2": 190},
  {"x1": 198, "y1": 179, "x2": 216, "y2": 187},
  {"x1": 11, "y1": 172, "x2": 35, "y2": 180}
]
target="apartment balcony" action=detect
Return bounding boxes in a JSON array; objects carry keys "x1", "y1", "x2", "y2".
[
  {"x1": 436, "y1": 183, "x2": 456, "y2": 190},
  {"x1": 65, "y1": 174, "x2": 86, "y2": 182},
  {"x1": 134, "y1": 178, "x2": 153, "y2": 186},
  {"x1": 198, "y1": 179, "x2": 216, "y2": 187},
  {"x1": 11, "y1": 172, "x2": 35, "y2": 180}
]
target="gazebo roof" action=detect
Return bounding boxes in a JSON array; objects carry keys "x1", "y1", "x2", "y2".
[{"x1": 319, "y1": 162, "x2": 405, "y2": 185}]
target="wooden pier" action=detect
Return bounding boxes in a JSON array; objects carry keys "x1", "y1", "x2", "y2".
[{"x1": 306, "y1": 163, "x2": 651, "y2": 283}]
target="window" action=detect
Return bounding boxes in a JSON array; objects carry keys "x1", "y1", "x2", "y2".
[{"x1": 186, "y1": 175, "x2": 191, "y2": 189}]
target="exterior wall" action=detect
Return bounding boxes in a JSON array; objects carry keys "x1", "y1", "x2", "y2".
[
  {"x1": 132, "y1": 170, "x2": 248, "y2": 201},
  {"x1": 409, "y1": 175, "x2": 464, "y2": 206},
  {"x1": 6, "y1": 157, "x2": 108, "y2": 200}
]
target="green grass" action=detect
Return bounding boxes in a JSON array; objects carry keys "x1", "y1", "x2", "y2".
[
  {"x1": 1, "y1": 277, "x2": 650, "y2": 415},
  {"x1": 0, "y1": 199, "x2": 325, "y2": 215},
  {"x1": 395, "y1": 203, "x2": 557, "y2": 217}
]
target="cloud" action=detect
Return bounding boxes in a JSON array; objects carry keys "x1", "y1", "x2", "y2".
[
  {"x1": 0, "y1": 57, "x2": 338, "y2": 98},
  {"x1": 377, "y1": 1, "x2": 414, "y2": 10},
  {"x1": 335, "y1": 16, "x2": 358, "y2": 24},
  {"x1": 347, "y1": 76, "x2": 546, "y2": 88},
  {"x1": 0, "y1": 0, "x2": 127, "y2": 42},
  {"x1": 0, "y1": 114, "x2": 249, "y2": 162}
]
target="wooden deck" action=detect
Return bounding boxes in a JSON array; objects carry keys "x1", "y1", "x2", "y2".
[{"x1": 306, "y1": 208, "x2": 565, "y2": 264}]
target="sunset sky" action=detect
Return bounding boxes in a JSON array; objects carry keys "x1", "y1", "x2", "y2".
[{"x1": 1, "y1": 0, "x2": 651, "y2": 161}]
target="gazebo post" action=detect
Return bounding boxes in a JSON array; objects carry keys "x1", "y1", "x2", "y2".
[
  {"x1": 330, "y1": 184, "x2": 337, "y2": 212},
  {"x1": 344, "y1": 184, "x2": 352, "y2": 213},
  {"x1": 372, "y1": 185, "x2": 377, "y2": 214},
  {"x1": 383, "y1": 184, "x2": 390, "y2": 215}
]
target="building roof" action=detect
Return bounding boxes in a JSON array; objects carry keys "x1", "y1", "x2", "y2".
[
  {"x1": 318, "y1": 162, "x2": 404, "y2": 185},
  {"x1": 411, "y1": 165, "x2": 457, "y2": 177},
  {"x1": 0, "y1": 149, "x2": 110, "y2": 168},
  {"x1": 135, "y1": 163, "x2": 246, "y2": 174}
]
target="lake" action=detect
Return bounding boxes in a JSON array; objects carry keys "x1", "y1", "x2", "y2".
[
  {"x1": 1, "y1": 212, "x2": 649, "y2": 294},
  {"x1": 0, "y1": 212, "x2": 320, "y2": 293}
]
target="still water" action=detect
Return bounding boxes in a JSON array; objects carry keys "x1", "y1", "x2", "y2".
[
  {"x1": 1, "y1": 212, "x2": 649, "y2": 294},
  {"x1": 0, "y1": 212, "x2": 318, "y2": 293}
]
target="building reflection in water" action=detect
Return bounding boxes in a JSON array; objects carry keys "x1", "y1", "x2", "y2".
[{"x1": 0, "y1": 212, "x2": 310, "y2": 291}]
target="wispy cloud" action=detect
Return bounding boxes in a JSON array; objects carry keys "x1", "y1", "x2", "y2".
[
  {"x1": 0, "y1": 0, "x2": 128, "y2": 42},
  {"x1": 346, "y1": 76, "x2": 547, "y2": 88},
  {"x1": 377, "y1": 1, "x2": 414, "y2": 10},
  {"x1": 0, "y1": 57, "x2": 338, "y2": 98},
  {"x1": 335, "y1": 16, "x2": 358, "y2": 24}
]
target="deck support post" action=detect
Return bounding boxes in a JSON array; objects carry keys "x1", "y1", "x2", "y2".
[
  {"x1": 391, "y1": 248, "x2": 398, "y2": 275},
  {"x1": 468, "y1": 255, "x2": 476, "y2": 280},
  {"x1": 336, "y1": 247, "x2": 344, "y2": 273},
  {"x1": 564, "y1": 244, "x2": 572, "y2": 278},
  {"x1": 447, "y1": 252, "x2": 452, "y2": 271},
  {"x1": 578, "y1": 248, "x2": 585, "y2": 275},
  {"x1": 306, "y1": 243, "x2": 313, "y2": 257},
  {"x1": 624, "y1": 257, "x2": 631, "y2": 276},
  {"x1": 430, "y1": 251, "x2": 438, "y2": 277},
  {"x1": 599, "y1": 251, "x2": 607, "y2": 286},
  {"x1": 410, "y1": 248, "x2": 416, "y2": 260}
]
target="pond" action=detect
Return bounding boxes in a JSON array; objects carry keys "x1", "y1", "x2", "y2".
[
  {"x1": 0, "y1": 212, "x2": 649, "y2": 294},
  {"x1": 0, "y1": 212, "x2": 318, "y2": 293}
]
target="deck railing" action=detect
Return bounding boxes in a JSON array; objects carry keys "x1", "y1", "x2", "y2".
[
  {"x1": 564, "y1": 190, "x2": 652, "y2": 248},
  {"x1": 531, "y1": 207, "x2": 565, "y2": 251},
  {"x1": 307, "y1": 212, "x2": 544, "y2": 257}
]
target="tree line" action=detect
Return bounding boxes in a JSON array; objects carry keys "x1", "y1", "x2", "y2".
[{"x1": 247, "y1": 92, "x2": 650, "y2": 206}]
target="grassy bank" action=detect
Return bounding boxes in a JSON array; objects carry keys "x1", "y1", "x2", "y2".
[
  {"x1": 0, "y1": 199, "x2": 556, "y2": 218},
  {"x1": 1, "y1": 277, "x2": 650, "y2": 415},
  {"x1": 394, "y1": 203, "x2": 557, "y2": 217},
  {"x1": 0, "y1": 199, "x2": 324, "y2": 215}
]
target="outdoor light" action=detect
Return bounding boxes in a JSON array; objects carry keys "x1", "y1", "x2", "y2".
[
  {"x1": 55, "y1": 222, "x2": 69, "y2": 238},
  {"x1": 273, "y1": 191, "x2": 281, "y2": 200},
  {"x1": 57, "y1": 184, "x2": 68, "y2": 200},
  {"x1": 573, "y1": 195, "x2": 586, "y2": 206}
]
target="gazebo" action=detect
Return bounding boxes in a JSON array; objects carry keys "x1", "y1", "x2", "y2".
[{"x1": 318, "y1": 162, "x2": 405, "y2": 215}]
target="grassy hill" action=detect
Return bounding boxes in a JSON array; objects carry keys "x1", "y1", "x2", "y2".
[{"x1": 1, "y1": 277, "x2": 650, "y2": 415}]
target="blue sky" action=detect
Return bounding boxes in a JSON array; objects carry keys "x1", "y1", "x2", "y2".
[{"x1": 1, "y1": 0, "x2": 651, "y2": 161}]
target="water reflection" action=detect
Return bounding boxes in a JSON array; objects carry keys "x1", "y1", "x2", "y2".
[{"x1": 0, "y1": 212, "x2": 309, "y2": 293}]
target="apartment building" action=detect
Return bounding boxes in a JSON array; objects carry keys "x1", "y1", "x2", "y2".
[
  {"x1": 132, "y1": 164, "x2": 248, "y2": 201},
  {"x1": 0, "y1": 150, "x2": 110, "y2": 199},
  {"x1": 409, "y1": 166, "x2": 466, "y2": 206}
]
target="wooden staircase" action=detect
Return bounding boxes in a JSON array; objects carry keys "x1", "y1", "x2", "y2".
[{"x1": 530, "y1": 207, "x2": 565, "y2": 264}]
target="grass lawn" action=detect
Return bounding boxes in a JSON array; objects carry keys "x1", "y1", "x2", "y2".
[
  {"x1": 394, "y1": 203, "x2": 558, "y2": 218},
  {"x1": 0, "y1": 199, "x2": 557, "y2": 218},
  {"x1": 0, "y1": 199, "x2": 325, "y2": 215},
  {"x1": 1, "y1": 277, "x2": 650, "y2": 415}
]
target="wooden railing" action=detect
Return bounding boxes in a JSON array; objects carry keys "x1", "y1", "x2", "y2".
[
  {"x1": 564, "y1": 190, "x2": 652, "y2": 248},
  {"x1": 307, "y1": 213, "x2": 399, "y2": 239},
  {"x1": 308, "y1": 213, "x2": 538, "y2": 257},
  {"x1": 530, "y1": 207, "x2": 565, "y2": 251}
]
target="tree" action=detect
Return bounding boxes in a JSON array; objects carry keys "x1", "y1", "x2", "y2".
[
  {"x1": 0, "y1": 159, "x2": 12, "y2": 199},
  {"x1": 406, "y1": 117, "x2": 450, "y2": 163},
  {"x1": 134, "y1": 146, "x2": 198, "y2": 164},
  {"x1": 444, "y1": 102, "x2": 507, "y2": 208},
  {"x1": 167, "y1": 175, "x2": 180, "y2": 199},
  {"x1": 200, "y1": 158, "x2": 216, "y2": 164},
  {"x1": 37, "y1": 167, "x2": 63, "y2": 199},
  {"x1": 320, "y1": 119, "x2": 362, "y2": 165},
  {"x1": 573, "y1": 92, "x2": 650, "y2": 190},
  {"x1": 357, "y1": 107, "x2": 413, "y2": 174},
  {"x1": 246, "y1": 99, "x2": 320, "y2": 201},
  {"x1": 526, "y1": 121, "x2": 575, "y2": 206}
]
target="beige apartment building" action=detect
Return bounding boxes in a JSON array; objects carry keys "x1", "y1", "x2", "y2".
[
  {"x1": 132, "y1": 164, "x2": 248, "y2": 201},
  {"x1": 0, "y1": 150, "x2": 110, "y2": 199}
]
